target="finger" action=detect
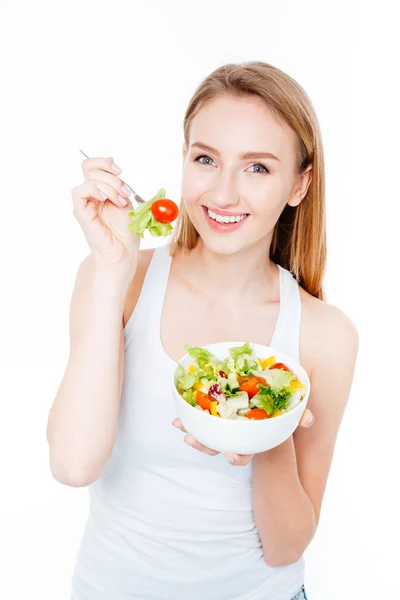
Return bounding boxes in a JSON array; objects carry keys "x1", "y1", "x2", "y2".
[
  {"x1": 85, "y1": 168, "x2": 132, "y2": 200},
  {"x1": 224, "y1": 452, "x2": 254, "y2": 466},
  {"x1": 299, "y1": 408, "x2": 314, "y2": 428},
  {"x1": 172, "y1": 417, "x2": 186, "y2": 433},
  {"x1": 81, "y1": 156, "x2": 131, "y2": 201},
  {"x1": 184, "y1": 434, "x2": 219, "y2": 456},
  {"x1": 72, "y1": 180, "x2": 128, "y2": 211},
  {"x1": 81, "y1": 156, "x2": 122, "y2": 177}
]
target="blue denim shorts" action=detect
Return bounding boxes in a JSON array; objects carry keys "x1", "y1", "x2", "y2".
[{"x1": 289, "y1": 585, "x2": 308, "y2": 600}]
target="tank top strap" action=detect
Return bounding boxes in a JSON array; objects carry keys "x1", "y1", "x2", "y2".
[
  {"x1": 271, "y1": 264, "x2": 302, "y2": 362},
  {"x1": 123, "y1": 242, "x2": 173, "y2": 346}
]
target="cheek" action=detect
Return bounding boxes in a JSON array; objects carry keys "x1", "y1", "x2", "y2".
[
  {"x1": 181, "y1": 163, "x2": 209, "y2": 201},
  {"x1": 249, "y1": 180, "x2": 285, "y2": 218}
]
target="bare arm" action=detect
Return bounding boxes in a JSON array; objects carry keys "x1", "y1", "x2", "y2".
[
  {"x1": 252, "y1": 304, "x2": 359, "y2": 566},
  {"x1": 46, "y1": 255, "x2": 132, "y2": 487}
]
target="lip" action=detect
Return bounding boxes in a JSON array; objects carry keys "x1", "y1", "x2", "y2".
[
  {"x1": 202, "y1": 205, "x2": 249, "y2": 233},
  {"x1": 203, "y1": 206, "x2": 249, "y2": 217}
]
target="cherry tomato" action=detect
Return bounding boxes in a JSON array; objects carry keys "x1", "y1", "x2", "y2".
[
  {"x1": 271, "y1": 362, "x2": 290, "y2": 371},
  {"x1": 151, "y1": 199, "x2": 179, "y2": 224},
  {"x1": 196, "y1": 390, "x2": 212, "y2": 411},
  {"x1": 239, "y1": 376, "x2": 267, "y2": 399},
  {"x1": 245, "y1": 408, "x2": 271, "y2": 420}
]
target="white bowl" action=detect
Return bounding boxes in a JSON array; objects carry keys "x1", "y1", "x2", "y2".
[{"x1": 172, "y1": 341, "x2": 311, "y2": 455}]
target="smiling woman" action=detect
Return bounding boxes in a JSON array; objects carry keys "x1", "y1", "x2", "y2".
[
  {"x1": 171, "y1": 63, "x2": 324, "y2": 301},
  {"x1": 48, "y1": 61, "x2": 358, "y2": 600}
]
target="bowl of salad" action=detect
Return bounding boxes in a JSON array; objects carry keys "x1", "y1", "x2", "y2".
[{"x1": 172, "y1": 341, "x2": 311, "y2": 455}]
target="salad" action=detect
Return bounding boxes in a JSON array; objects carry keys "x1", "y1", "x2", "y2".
[
  {"x1": 175, "y1": 341, "x2": 306, "y2": 420},
  {"x1": 128, "y1": 187, "x2": 179, "y2": 237}
]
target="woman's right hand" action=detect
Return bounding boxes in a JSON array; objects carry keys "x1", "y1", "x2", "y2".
[{"x1": 71, "y1": 156, "x2": 140, "y2": 274}]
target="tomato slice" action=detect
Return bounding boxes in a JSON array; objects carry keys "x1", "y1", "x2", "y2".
[
  {"x1": 151, "y1": 199, "x2": 179, "y2": 224},
  {"x1": 245, "y1": 408, "x2": 270, "y2": 420},
  {"x1": 196, "y1": 390, "x2": 212, "y2": 411},
  {"x1": 239, "y1": 376, "x2": 267, "y2": 399},
  {"x1": 271, "y1": 362, "x2": 290, "y2": 371}
]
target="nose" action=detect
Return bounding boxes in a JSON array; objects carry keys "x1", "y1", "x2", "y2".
[{"x1": 211, "y1": 172, "x2": 241, "y2": 209}]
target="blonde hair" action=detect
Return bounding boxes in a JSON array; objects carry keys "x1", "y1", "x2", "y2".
[{"x1": 169, "y1": 61, "x2": 327, "y2": 300}]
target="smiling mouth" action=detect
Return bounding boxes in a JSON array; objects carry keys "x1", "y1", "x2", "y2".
[
  {"x1": 203, "y1": 206, "x2": 250, "y2": 224},
  {"x1": 201, "y1": 205, "x2": 250, "y2": 233}
]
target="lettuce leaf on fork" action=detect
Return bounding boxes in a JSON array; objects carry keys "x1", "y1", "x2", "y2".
[{"x1": 127, "y1": 187, "x2": 173, "y2": 238}]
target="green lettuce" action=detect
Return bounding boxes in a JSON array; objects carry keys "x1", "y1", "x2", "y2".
[
  {"x1": 255, "y1": 384, "x2": 293, "y2": 413},
  {"x1": 203, "y1": 359, "x2": 226, "y2": 380},
  {"x1": 223, "y1": 355, "x2": 236, "y2": 374},
  {"x1": 182, "y1": 389, "x2": 197, "y2": 406},
  {"x1": 177, "y1": 374, "x2": 197, "y2": 390},
  {"x1": 184, "y1": 344, "x2": 215, "y2": 369},
  {"x1": 229, "y1": 341, "x2": 252, "y2": 360},
  {"x1": 263, "y1": 368, "x2": 295, "y2": 390},
  {"x1": 176, "y1": 360, "x2": 206, "y2": 394},
  {"x1": 127, "y1": 188, "x2": 173, "y2": 238},
  {"x1": 227, "y1": 341, "x2": 258, "y2": 376}
]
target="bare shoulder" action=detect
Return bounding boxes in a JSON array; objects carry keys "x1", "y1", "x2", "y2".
[
  {"x1": 299, "y1": 287, "x2": 360, "y2": 378},
  {"x1": 123, "y1": 248, "x2": 156, "y2": 327}
]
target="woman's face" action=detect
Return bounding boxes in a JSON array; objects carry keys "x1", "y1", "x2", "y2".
[{"x1": 181, "y1": 94, "x2": 311, "y2": 256}]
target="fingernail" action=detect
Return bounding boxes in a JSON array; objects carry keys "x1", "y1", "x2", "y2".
[
  {"x1": 306, "y1": 416, "x2": 314, "y2": 427},
  {"x1": 120, "y1": 185, "x2": 131, "y2": 197},
  {"x1": 185, "y1": 439, "x2": 194, "y2": 447},
  {"x1": 111, "y1": 163, "x2": 122, "y2": 174},
  {"x1": 118, "y1": 194, "x2": 128, "y2": 206},
  {"x1": 228, "y1": 458, "x2": 236, "y2": 464}
]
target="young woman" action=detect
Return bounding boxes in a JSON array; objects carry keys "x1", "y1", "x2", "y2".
[{"x1": 47, "y1": 62, "x2": 359, "y2": 600}]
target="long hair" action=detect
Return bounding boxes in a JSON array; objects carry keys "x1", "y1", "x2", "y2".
[{"x1": 169, "y1": 61, "x2": 326, "y2": 300}]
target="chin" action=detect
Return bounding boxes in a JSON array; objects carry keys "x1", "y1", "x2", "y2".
[
  {"x1": 194, "y1": 222, "x2": 251, "y2": 256},
  {"x1": 207, "y1": 237, "x2": 247, "y2": 256}
]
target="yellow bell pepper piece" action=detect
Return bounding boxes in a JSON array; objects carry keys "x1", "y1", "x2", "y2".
[
  {"x1": 284, "y1": 381, "x2": 304, "y2": 395},
  {"x1": 188, "y1": 364, "x2": 196, "y2": 374},
  {"x1": 193, "y1": 381, "x2": 203, "y2": 390},
  {"x1": 258, "y1": 356, "x2": 276, "y2": 370},
  {"x1": 285, "y1": 379, "x2": 305, "y2": 392},
  {"x1": 210, "y1": 401, "x2": 219, "y2": 416},
  {"x1": 291, "y1": 380, "x2": 304, "y2": 390}
]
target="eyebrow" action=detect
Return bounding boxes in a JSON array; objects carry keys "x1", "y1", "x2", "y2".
[{"x1": 190, "y1": 141, "x2": 280, "y2": 162}]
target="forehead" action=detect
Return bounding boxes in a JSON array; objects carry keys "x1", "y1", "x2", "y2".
[{"x1": 189, "y1": 95, "x2": 297, "y2": 161}]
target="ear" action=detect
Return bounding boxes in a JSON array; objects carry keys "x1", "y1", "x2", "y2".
[
  {"x1": 287, "y1": 164, "x2": 312, "y2": 207},
  {"x1": 182, "y1": 142, "x2": 187, "y2": 159}
]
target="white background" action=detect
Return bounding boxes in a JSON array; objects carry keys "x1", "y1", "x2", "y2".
[{"x1": 0, "y1": 1, "x2": 399, "y2": 599}]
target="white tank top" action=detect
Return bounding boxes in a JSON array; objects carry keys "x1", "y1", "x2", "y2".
[{"x1": 71, "y1": 242, "x2": 305, "y2": 600}]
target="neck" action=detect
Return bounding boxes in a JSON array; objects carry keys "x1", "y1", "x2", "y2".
[{"x1": 180, "y1": 237, "x2": 279, "y2": 304}]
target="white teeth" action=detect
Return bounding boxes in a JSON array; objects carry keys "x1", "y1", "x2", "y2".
[{"x1": 207, "y1": 208, "x2": 247, "y2": 223}]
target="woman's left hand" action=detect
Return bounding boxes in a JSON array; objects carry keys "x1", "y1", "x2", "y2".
[{"x1": 172, "y1": 408, "x2": 314, "y2": 467}]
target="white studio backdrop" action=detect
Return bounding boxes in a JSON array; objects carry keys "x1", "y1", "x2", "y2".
[{"x1": 0, "y1": 1, "x2": 398, "y2": 599}]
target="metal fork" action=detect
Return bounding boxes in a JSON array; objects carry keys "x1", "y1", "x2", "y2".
[{"x1": 79, "y1": 149, "x2": 145, "y2": 204}]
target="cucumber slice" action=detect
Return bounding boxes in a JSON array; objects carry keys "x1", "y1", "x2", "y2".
[{"x1": 227, "y1": 371, "x2": 239, "y2": 393}]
